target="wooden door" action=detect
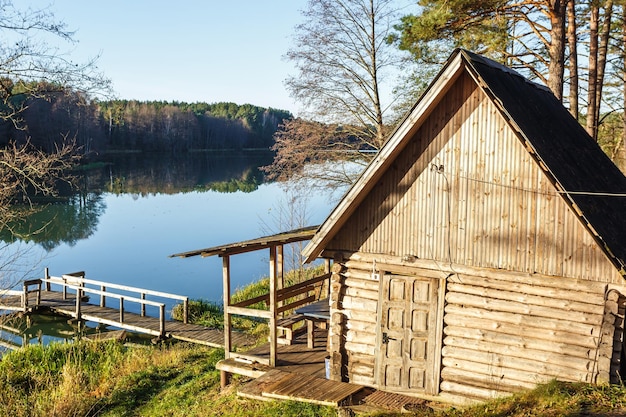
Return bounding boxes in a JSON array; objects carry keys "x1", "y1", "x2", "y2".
[{"x1": 377, "y1": 274, "x2": 440, "y2": 394}]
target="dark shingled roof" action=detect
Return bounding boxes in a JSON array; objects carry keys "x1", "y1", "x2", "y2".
[{"x1": 462, "y1": 50, "x2": 626, "y2": 272}]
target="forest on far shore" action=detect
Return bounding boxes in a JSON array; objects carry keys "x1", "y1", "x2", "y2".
[{"x1": 0, "y1": 86, "x2": 292, "y2": 155}]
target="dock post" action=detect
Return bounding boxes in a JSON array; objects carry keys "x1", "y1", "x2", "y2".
[
  {"x1": 119, "y1": 297, "x2": 124, "y2": 323},
  {"x1": 100, "y1": 285, "x2": 106, "y2": 307},
  {"x1": 23, "y1": 281, "x2": 28, "y2": 309},
  {"x1": 75, "y1": 288, "x2": 82, "y2": 321},
  {"x1": 36, "y1": 280, "x2": 41, "y2": 306},
  {"x1": 44, "y1": 268, "x2": 50, "y2": 291},
  {"x1": 183, "y1": 298, "x2": 189, "y2": 324},
  {"x1": 159, "y1": 304, "x2": 165, "y2": 338},
  {"x1": 141, "y1": 293, "x2": 146, "y2": 317}
]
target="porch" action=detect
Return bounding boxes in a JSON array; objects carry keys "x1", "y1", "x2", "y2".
[{"x1": 169, "y1": 226, "x2": 331, "y2": 368}]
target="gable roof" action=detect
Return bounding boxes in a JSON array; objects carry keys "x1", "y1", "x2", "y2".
[{"x1": 302, "y1": 49, "x2": 626, "y2": 276}]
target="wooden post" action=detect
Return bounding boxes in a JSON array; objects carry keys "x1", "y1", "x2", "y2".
[
  {"x1": 159, "y1": 304, "x2": 165, "y2": 338},
  {"x1": 269, "y1": 245, "x2": 277, "y2": 367},
  {"x1": 276, "y1": 244, "x2": 284, "y2": 317},
  {"x1": 183, "y1": 298, "x2": 189, "y2": 324},
  {"x1": 22, "y1": 281, "x2": 28, "y2": 308},
  {"x1": 75, "y1": 288, "x2": 82, "y2": 321},
  {"x1": 325, "y1": 259, "x2": 331, "y2": 297},
  {"x1": 141, "y1": 293, "x2": 146, "y2": 317},
  {"x1": 44, "y1": 268, "x2": 50, "y2": 291},
  {"x1": 62, "y1": 276, "x2": 67, "y2": 300},
  {"x1": 100, "y1": 285, "x2": 106, "y2": 307},
  {"x1": 36, "y1": 280, "x2": 41, "y2": 306},
  {"x1": 222, "y1": 255, "x2": 232, "y2": 359},
  {"x1": 220, "y1": 371, "x2": 231, "y2": 390},
  {"x1": 119, "y1": 297, "x2": 124, "y2": 323}
]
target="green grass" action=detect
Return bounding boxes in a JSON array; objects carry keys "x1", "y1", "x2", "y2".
[
  {"x1": 5, "y1": 269, "x2": 626, "y2": 416},
  {"x1": 2, "y1": 340, "x2": 626, "y2": 416},
  {"x1": 0, "y1": 340, "x2": 336, "y2": 417}
]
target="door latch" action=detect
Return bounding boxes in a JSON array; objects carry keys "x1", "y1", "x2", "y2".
[{"x1": 382, "y1": 332, "x2": 396, "y2": 344}]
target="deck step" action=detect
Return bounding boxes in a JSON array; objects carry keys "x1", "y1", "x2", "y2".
[{"x1": 239, "y1": 369, "x2": 364, "y2": 407}]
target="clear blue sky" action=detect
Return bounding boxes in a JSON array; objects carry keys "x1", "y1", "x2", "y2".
[{"x1": 30, "y1": 1, "x2": 308, "y2": 113}]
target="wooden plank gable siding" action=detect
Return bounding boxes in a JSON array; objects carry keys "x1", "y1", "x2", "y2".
[{"x1": 327, "y1": 72, "x2": 620, "y2": 284}]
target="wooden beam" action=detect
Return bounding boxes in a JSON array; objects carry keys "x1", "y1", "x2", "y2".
[
  {"x1": 222, "y1": 255, "x2": 232, "y2": 359},
  {"x1": 269, "y1": 245, "x2": 277, "y2": 367}
]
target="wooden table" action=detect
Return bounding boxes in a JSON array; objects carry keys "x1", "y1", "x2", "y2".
[{"x1": 295, "y1": 299, "x2": 330, "y2": 348}]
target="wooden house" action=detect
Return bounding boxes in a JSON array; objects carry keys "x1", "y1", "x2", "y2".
[{"x1": 301, "y1": 49, "x2": 626, "y2": 404}]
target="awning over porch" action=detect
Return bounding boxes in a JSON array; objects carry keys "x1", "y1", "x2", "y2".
[{"x1": 169, "y1": 225, "x2": 319, "y2": 258}]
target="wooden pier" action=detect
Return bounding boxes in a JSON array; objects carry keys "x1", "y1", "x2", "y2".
[{"x1": 0, "y1": 271, "x2": 253, "y2": 348}]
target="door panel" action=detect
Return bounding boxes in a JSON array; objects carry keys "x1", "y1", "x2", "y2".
[{"x1": 378, "y1": 274, "x2": 439, "y2": 394}]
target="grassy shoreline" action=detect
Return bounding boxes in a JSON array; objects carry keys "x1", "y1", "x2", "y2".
[{"x1": 3, "y1": 271, "x2": 626, "y2": 416}]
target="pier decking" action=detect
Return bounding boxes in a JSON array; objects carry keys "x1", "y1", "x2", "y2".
[{"x1": 0, "y1": 273, "x2": 253, "y2": 348}]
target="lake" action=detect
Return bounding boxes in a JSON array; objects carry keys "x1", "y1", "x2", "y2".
[{"x1": 1, "y1": 152, "x2": 343, "y2": 319}]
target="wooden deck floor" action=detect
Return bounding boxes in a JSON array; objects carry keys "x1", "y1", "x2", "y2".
[
  {"x1": 1, "y1": 290, "x2": 254, "y2": 348},
  {"x1": 217, "y1": 328, "x2": 329, "y2": 379},
  {"x1": 224, "y1": 329, "x2": 368, "y2": 407}
]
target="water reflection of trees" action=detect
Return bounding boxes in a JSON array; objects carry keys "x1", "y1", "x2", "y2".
[
  {"x1": 95, "y1": 152, "x2": 273, "y2": 195},
  {"x1": 0, "y1": 193, "x2": 105, "y2": 250},
  {"x1": 0, "y1": 152, "x2": 273, "y2": 249}
]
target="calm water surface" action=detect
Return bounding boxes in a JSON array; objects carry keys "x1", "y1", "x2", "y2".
[{"x1": 3, "y1": 153, "x2": 342, "y2": 317}]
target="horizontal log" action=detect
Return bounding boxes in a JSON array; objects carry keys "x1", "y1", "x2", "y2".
[
  {"x1": 447, "y1": 274, "x2": 605, "y2": 306},
  {"x1": 345, "y1": 318, "x2": 378, "y2": 333},
  {"x1": 344, "y1": 260, "x2": 444, "y2": 280},
  {"x1": 440, "y1": 381, "x2": 511, "y2": 401},
  {"x1": 343, "y1": 276, "x2": 380, "y2": 292},
  {"x1": 345, "y1": 329, "x2": 377, "y2": 344},
  {"x1": 445, "y1": 292, "x2": 604, "y2": 326},
  {"x1": 444, "y1": 305, "x2": 601, "y2": 339},
  {"x1": 346, "y1": 352, "x2": 375, "y2": 367},
  {"x1": 442, "y1": 358, "x2": 558, "y2": 386},
  {"x1": 443, "y1": 336, "x2": 593, "y2": 371},
  {"x1": 345, "y1": 252, "x2": 609, "y2": 293},
  {"x1": 441, "y1": 367, "x2": 536, "y2": 392},
  {"x1": 350, "y1": 373, "x2": 375, "y2": 386},
  {"x1": 444, "y1": 313, "x2": 601, "y2": 349},
  {"x1": 348, "y1": 363, "x2": 375, "y2": 378},
  {"x1": 443, "y1": 325, "x2": 595, "y2": 359},
  {"x1": 442, "y1": 345, "x2": 594, "y2": 382},
  {"x1": 344, "y1": 286, "x2": 379, "y2": 302},
  {"x1": 342, "y1": 269, "x2": 374, "y2": 282},
  {"x1": 341, "y1": 295, "x2": 378, "y2": 313},
  {"x1": 345, "y1": 341, "x2": 375, "y2": 355},
  {"x1": 447, "y1": 282, "x2": 603, "y2": 314}
]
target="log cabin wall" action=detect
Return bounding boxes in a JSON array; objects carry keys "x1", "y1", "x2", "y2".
[
  {"x1": 440, "y1": 269, "x2": 614, "y2": 403},
  {"x1": 326, "y1": 251, "x2": 626, "y2": 403},
  {"x1": 328, "y1": 260, "x2": 380, "y2": 385},
  {"x1": 326, "y1": 71, "x2": 622, "y2": 285}
]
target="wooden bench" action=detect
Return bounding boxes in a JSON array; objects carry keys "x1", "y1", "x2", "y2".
[{"x1": 276, "y1": 313, "x2": 306, "y2": 345}]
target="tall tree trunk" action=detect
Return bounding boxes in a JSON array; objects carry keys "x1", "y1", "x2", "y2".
[
  {"x1": 586, "y1": 2, "x2": 599, "y2": 140},
  {"x1": 621, "y1": 5, "x2": 626, "y2": 172},
  {"x1": 594, "y1": 0, "x2": 613, "y2": 129},
  {"x1": 567, "y1": 0, "x2": 579, "y2": 119},
  {"x1": 548, "y1": 0, "x2": 568, "y2": 100}
]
